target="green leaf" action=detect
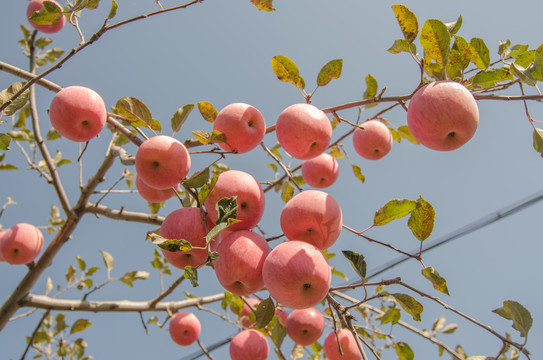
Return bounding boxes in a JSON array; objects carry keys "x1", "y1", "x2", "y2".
[
  {"x1": 271, "y1": 55, "x2": 304, "y2": 89},
  {"x1": 376, "y1": 307, "x2": 401, "y2": 325},
  {"x1": 391, "y1": 4, "x2": 418, "y2": 44},
  {"x1": 120, "y1": 270, "x2": 150, "y2": 287},
  {"x1": 54, "y1": 313, "x2": 68, "y2": 334},
  {"x1": 441, "y1": 323, "x2": 458, "y2": 334},
  {"x1": 192, "y1": 130, "x2": 227, "y2": 145},
  {"x1": 184, "y1": 266, "x2": 199, "y2": 287},
  {"x1": 352, "y1": 164, "x2": 365, "y2": 183},
  {"x1": 197, "y1": 101, "x2": 218, "y2": 123},
  {"x1": 85, "y1": 0, "x2": 101, "y2": 9},
  {"x1": 391, "y1": 293, "x2": 423, "y2": 321},
  {"x1": 182, "y1": 167, "x2": 210, "y2": 188},
  {"x1": 316, "y1": 59, "x2": 343, "y2": 87},
  {"x1": 0, "y1": 82, "x2": 30, "y2": 117},
  {"x1": 394, "y1": 342, "x2": 414, "y2": 360},
  {"x1": 530, "y1": 43, "x2": 543, "y2": 81},
  {"x1": 150, "y1": 233, "x2": 193, "y2": 253},
  {"x1": 216, "y1": 196, "x2": 238, "y2": 225},
  {"x1": 533, "y1": 129, "x2": 543, "y2": 157},
  {"x1": 29, "y1": 1, "x2": 63, "y2": 25},
  {"x1": 363, "y1": 74, "x2": 378, "y2": 100},
  {"x1": 397, "y1": 125, "x2": 419, "y2": 144},
  {"x1": 342, "y1": 250, "x2": 367, "y2": 281},
  {"x1": 255, "y1": 297, "x2": 276, "y2": 328},
  {"x1": 250, "y1": 0, "x2": 275, "y2": 11},
  {"x1": 108, "y1": 0, "x2": 118, "y2": 19},
  {"x1": 171, "y1": 104, "x2": 194, "y2": 133},
  {"x1": 115, "y1": 97, "x2": 153, "y2": 127},
  {"x1": 445, "y1": 14, "x2": 462, "y2": 35},
  {"x1": 0, "y1": 134, "x2": 11, "y2": 150},
  {"x1": 70, "y1": 319, "x2": 92, "y2": 334},
  {"x1": 511, "y1": 62, "x2": 538, "y2": 86},
  {"x1": 76, "y1": 256, "x2": 86, "y2": 271},
  {"x1": 448, "y1": 35, "x2": 472, "y2": 74},
  {"x1": 374, "y1": 199, "x2": 417, "y2": 226},
  {"x1": 387, "y1": 39, "x2": 417, "y2": 54},
  {"x1": 100, "y1": 250, "x2": 114, "y2": 272},
  {"x1": 72, "y1": 0, "x2": 91, "y2": 12},
  {"x1": 198, "y1": 175, "x2": 218, "y2": 204},
  {"x1": 420, "y1": 19, "x2": 451, "y2": 67},
  {"x1": 271, "y1": 317, "x2": 287, "y2": 348},
  {"x1": 35, "y1": 37, "x2": 53, "y2": 50},
  {"x1": 421, "y1": 267, "x2": 449, "y2": 295},
  {"x1": 280, "y1": 181, "x2": 294, "y2": 203},
  {"x1": 408, "y1": 196, "x2": 435, "y2": 241},
  {"x1": 492, "y1": 300, "x2": 533, "y2": 338},
  {"x1": 470, "y1": 38, "x2": 490, "y2": 69},
  {"x1": 0, "y1": 164, "x2": 18, "y2": 170},
  {"x1": 470, "y1": 68, "x2": 514, "y2": 89}
]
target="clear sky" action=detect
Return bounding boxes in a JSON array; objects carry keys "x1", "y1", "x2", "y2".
[{"x1": 1, "y1": 0, "x2": 542, "y2": 359}]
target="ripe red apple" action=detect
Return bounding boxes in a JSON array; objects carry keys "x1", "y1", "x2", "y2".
[
  {"x1": 407, "y1": 81, "x2": 479, "y2": 151},
  {"x1": 0, "y1": 230, "x2": 6, "y2": 262},
  {"x1": 286, "y1": 307, "x2": 325, "y2": 346},
  {"x1": 49, "y1": 86, "x2": 107, "y2": 142},
  {"x1": 169, "y1": 311, "x2": 201, "y2": 346},
  {"x1": 323, "y1": 329, "x2": 362, "y2": 360},
  {"x1": 301, "y1": 152, "x2": 339, "y2": 188},
  {"x1": 135, "y1": 135, "x2": 191, "y2": 190},
  {"x1": 160, "y1": 207, "x2": 208, "y2": 270},
  {"x1": 135, "y1": 176, "x2": 177, "y2": 203},
  {"x1": 203, "y1": 170, "x2": 265, "y2": 231},
  {"x1": 27, "y1": 0, "x2": 66, "y2": 34},
  {"x1": 214, "y1": 230, "x2": 271, "y2": 296},
  {"x1": 238, "y1": 298, "x2": 288, "y2": 328},
  {"x1": 275, "y1": 103, "x2": 332, "y2": 160},
  {"x1": 280, "y1": 190, "x2": 342, "y2": 250},
  {"x1": 213, "y1": 103, "x2": 266, "y2": 154},
  {"x1": 0, "y1": 223, "x2": 44, "y2": 265},
  {"x1": 230, "y1": 329, "x2": 269, "y2": 360},
  {"x1": 352, "y1": 120, "x2": 393, "y2": 160},
  {"x1": 262, "y1": 240, "x2": 331, "y2": 309}
]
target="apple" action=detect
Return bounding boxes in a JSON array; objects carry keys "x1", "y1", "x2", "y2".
[
  {"x1": 280, "y1": 190, "x2": 342, "y2": 250},
  {"x1": 301, "y1": 152, "x2": 340, "y2": 188},
  {"x1": 214, "y1": 230, "x2": 271, "y2": 296},
  {"x1": 286, "y1": 307, "x2": 324, "y2": 346},
  {"x1": 230, "y1": 329, "x2": 269, "y2": 360},
  {"x1": 275, "y1": 103, "x2": 332, "y2": 160},
  {"x1": 0, "y1": 230, "x2": 6, "y2": 262},
  {"x1": 135, "y1": 135, "x2": 191, "y2": 190},
  {"x1": 407, "y1": 81, "x2": 479, "y2": 151},
  {"x1": 352, "y1": 120, "x2": 393, "y2": 160},
  {"x1": 323, "y1": 329, "x2": 362, "y2": 360},
  {"x1": 49, "y1": 86, "x2": 107, "y2": 142},
  {"x1": 203, "y1": 170, "x2": 265, "y2": 231},
  {"x1": 0, "y1": 223, "x2": 44, "y2": 265},
  {"x1": 238, "y1": 298, "x2": 288, "y2": 328},
  {"x1": 213, "y1": 103, "x2": 266, "y2": 154},
  {"x1": 135, "y1": 176, "x2": 177, "y2": 203},
  {"x1": 168, "y1": 311, "x2": 201, "y2": 346},
  {"x1": 262, "y1": 240, "x2": 331, "y2": 309},
  {"x1": 27, "y1": 0, "x2": 66, "y2": 34},
  {"x1": 160, "y1": 207, "x2": 209, "y2": 270}
]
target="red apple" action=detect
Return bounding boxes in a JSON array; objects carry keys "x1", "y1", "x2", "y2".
[
  {"x1": 169, "y1": 311, "x2": 201, "y2": 346},
  {"x1": 0, "y1": 230, "x2": 6, "y2": 262},
  {"x1": 352, "y1": 120, "x2": 393, "y2": 160},
  {"x1": 301, "y1": 152, "x2": 339, "y2": 188},
  {"x1": 160, "y1": 207, "x2": 208, "y2": 270},
  {"x1": 214, "y1": 230, "x2": 271, "y2": 296},
  {"x1": 203, "y1": 170, "x2": 265, "y2": 231},
  {"x1": 0, "y1": 223, "x2": 44, "y2": 265},
  {"x1": 323, "y1": 329, "x2": 362, "y2": 360},
  {"x1": 407, "y1": 81, "x2": 479, "y2": 151},
  {"x1": 135, "y1": 176, "x2": 177, "y2": 203},
  {"x1": 213, "y1": 103, "x2": 266, "y2": 154},
  {"x1": 275, "y1": 103, "x2": 332, "y2": 160},
  {"x1": 27, "y1": 0, "x2": 66, "y2": 34},
  {"x1": 280, "y1": 190, "x2": 342, "y2": 250},
  {"x1": 49, "y1": 86, "x2": 107, "y2": 142},
  {"x1": 230, "y1": 329, "x2": 269, "y2": 360},
  {"x1": 135, "y1": 135, "x2": 191, "y2": 190},
  {"x1": 262, "y1": 240, "x2": 331, "y2": 309},
  {"x1": 286, "y1": 307, "x2": 325, "y2": 346}
]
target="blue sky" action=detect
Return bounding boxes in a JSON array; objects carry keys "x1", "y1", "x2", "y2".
[{"x1": 1, "y1": 0, "x2": 543, "y2": 359}]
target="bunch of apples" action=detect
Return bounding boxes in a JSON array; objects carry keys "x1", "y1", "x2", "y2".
[{"x1": 20, "y1": 2, "x2": 481, "y2": 357}]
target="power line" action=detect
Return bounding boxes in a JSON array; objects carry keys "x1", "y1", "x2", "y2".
[{"x1": 178, "y1": 188, "x2": 543, "y2": 360}]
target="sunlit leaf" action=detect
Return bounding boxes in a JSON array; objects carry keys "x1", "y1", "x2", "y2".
[
  {"x1": 533, "y1": 128, "x2": 543, "y2": 157},
  {"x1": 197, "y1": 101, "x2": 218, "y2": 123},
  {"x1": 422, "y1": 267, "x2": 449, "y2": 295},
  {"x1": 374, "y1": 199, "x2": 417, "y2": 226},
  {"x1": 420, "y1": 19, "x2": 451, "y2": 67},
  {"x1": 470, "y1": 68, "x2": 514, "y2": 89},
  {"x1": 171, "y1": 104, "x2": 194, "y2": 133},
  {"x1": 531, "y1": 43, "x2": 543, "y2": 81},
  {"x1": 363, "y1": 74, "x2": 378, "y2": 99},
  {"x1": 115, "y1": 97, "x2": 153, "y2": 127},
  {"x1": 470, "y1": 38, "x2": 490, "y2": 69},
  {"x1": 0, "y1": 82, "x2": 30, "y2": 117},
  {"x1": 70, "y1": 319, "x2": 92, "y2": 334},
  {"x1": 120, "y1": 270, "x2": 150, "y2": 287},
  {"x1": 182, "y1": 167, "x2": 209, "y2": 188},
  {"x1": 184, "y1": 266, "x2": 198, "y2": 287},
  {"x1": 100, "y1": 250, "x2": 114, "y2": 272},
  {"x1": 342, "y1": 250, "x2": 367, "y2": 281},
  {"x1": 408, "y1": 196, "x2": 435, "y2": 241},
  {"x1": 394, "y1": 342, "x2": 414, "y2": 360},
  {"x1": 108, "y1": 0, "x2": 118, "y2": 19},
  {"x1": 391, "y1": 4, "x2": 418, "y2": 44},
  {"x1": 391, "y1": 293, "x2": 423, "y2": 321},
  {"x1": 251, "y1": 0, "x2": 275, "y2": 11},
  {"x1": 352, "y1": 164, "x2": 365, "y2": 183},
  {"x1": 376, "y1": 307, "x2": 401, "y2": 325},
  {"x1": 29, "y1": 1, "x2": 63, "y2": 25},
  {"x1": 271, "y1": 55, "x2": 304, "y2": 89},
  {"x1": 493, "y1": 300, "x2": 532, "y2": 338},
  {"x1": 387, "y1": 39, "x2": 417, "y2": 54},
  {"x1": 445, "y1": 15, "x2": 462, "y2": 35}
]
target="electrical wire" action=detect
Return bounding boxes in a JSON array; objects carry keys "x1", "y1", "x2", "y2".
[{"x1": 177, "y1": 188, "x2": 543, "y2": 360}]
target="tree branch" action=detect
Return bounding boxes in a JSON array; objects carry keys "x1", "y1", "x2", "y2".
[{"x1": 85, "y1": 203, "x2": 164, "y2": 225}]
